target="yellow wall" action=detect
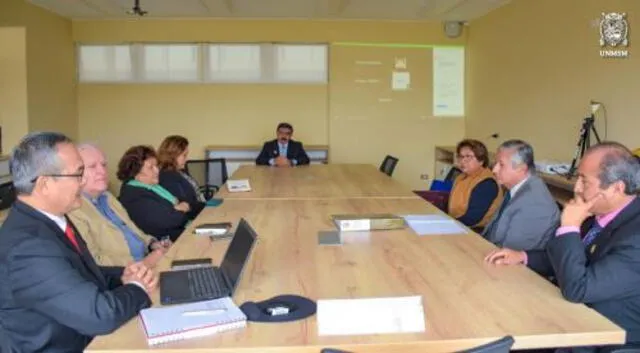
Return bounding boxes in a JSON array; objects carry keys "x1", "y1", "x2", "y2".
[
  {"x1": 74, "y1": 19, "x2": 466, "y2": 190},
  {"x1": 0, "y1": 0, "x2": 77, "y2": 142},
  {"x1": 0, "y1": 28, "x2": 29, "y2": 154},
  {"x1": 467, "y1": 0, "x2": 640, "y2": 161}
]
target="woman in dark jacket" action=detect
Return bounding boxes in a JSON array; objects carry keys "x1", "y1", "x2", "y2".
[
  {"x1": 117, "y1": 145, "x2": 190, "y2": 241},
  {"x1": 157, "y1": 135, "x2": 206, "y2": 217}
]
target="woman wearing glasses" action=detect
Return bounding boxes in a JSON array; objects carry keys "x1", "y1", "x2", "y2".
[
  {"x1": 448, "y1": 139, "x2": 503, "y2": 231},
  {"x1": 117, "y1": 145, "x2": 191, "y2": 242}
]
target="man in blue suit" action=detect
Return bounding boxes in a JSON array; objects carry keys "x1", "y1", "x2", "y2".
[
  {"x1": 256, "y1": 122, "x2": 310, "y2": 167},
  {"x1": 0, "y1": 132, "x2": 157, "y2": 353}
]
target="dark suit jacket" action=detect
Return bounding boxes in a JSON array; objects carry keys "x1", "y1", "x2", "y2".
[
  {"x1": 119, "y1": 182, "x2": 189, "y2": 241},
  {"x1": 545, "y1": 196, "x2": 640, "y2": 344},
  {"x1": 0, "y1": 200, "x2": 151, "y2": 353},
  {"x1": 255, "y1": 139, "x2": 310, "y2": 166},
  {"x1": 158, "y1": 170, "x2": 205, "y2": 219}
]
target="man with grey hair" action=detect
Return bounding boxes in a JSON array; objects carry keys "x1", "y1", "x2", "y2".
[
  {"x1": 488, "y1": 141, "x2": 640, "y2": 351},
  {"x1": 0, "y1": 132, "x2": 155, "y2": 352},
  {"x1": 69, "y1": 143, "x2": 171, "y2": 267},
  {"x1": 480, "y1": 139, "x2": 560, "y2": 251}
]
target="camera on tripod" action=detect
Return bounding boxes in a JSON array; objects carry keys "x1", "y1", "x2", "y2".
[{"x1": 566, "y1": 101, "x2": 603, "y2": 179}]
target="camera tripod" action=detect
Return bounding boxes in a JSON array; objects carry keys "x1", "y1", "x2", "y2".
[{"x1": 566, "y1": 116, "x2": 601, "y2": 179}]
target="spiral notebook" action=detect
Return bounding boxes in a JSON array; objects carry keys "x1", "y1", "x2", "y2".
[{"x1": 139, "y1": 297, "x2": 247, "y2": 345}]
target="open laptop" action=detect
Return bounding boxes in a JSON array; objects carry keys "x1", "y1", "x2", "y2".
[{"x1": 159, "y1": 218, "x2": 258, "y2": 305}]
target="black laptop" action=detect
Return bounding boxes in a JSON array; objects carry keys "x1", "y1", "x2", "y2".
[{"x1": 159, "y1": 218, "x2": 258, "y2": 305}]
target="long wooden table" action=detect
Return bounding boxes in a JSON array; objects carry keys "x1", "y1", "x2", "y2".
[
  {"x1": 86, "y1": 196, "x2": 624, "y2": 352},
  {"x1": 216, "y1": 164, "x2": 418, "y2": 200}
]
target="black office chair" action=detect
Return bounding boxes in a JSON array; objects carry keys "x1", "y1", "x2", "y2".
[
  {"x1": 379, "y1": 155, "x2": 399, "y2": 176},
  {"x1": 444, "y1": 166, "x2": 463, "y2": 183},
  {"x1": 457, "y1": 336, "x2": 515, "y2": 353},
  {"x1": 184, "y1": 158, "x2": 228, "y2": 200}
]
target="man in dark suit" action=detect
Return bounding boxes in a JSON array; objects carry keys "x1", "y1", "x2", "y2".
[
  {"x1": 0, "y1": 132, "x2": 157, "y2": 353},
  {"x1": 256, "y1": 122, "x2": 310, "y2": 167},
  {"x1": 487, "y1": 142, "x2": 640, "y2": 352}
]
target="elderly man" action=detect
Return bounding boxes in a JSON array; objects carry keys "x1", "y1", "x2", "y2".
[
  {"x1": 0, "y1": 132, "x2": 156, "y2": 353},
  {"x1": 481, "y1": 139, "x2": 560, "y2": 251},
  {"x1": 68, "y1": 143, "x2": 171, "y2": 267},
  {"x1": 487, "y1": 142, "x2": 640, "y2": 351}
]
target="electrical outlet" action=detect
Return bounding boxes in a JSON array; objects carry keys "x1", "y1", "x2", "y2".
[{"x1": 420, "y1": 174, "x2": 429, "y2": 180}]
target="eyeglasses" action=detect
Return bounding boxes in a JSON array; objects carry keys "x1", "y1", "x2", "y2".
[
  {"x1": 31, "y1": 172, "x2": 84, "y2": 183},
  {"x1": 457, "y1": 154, "x2": 477, "y2": 161}
]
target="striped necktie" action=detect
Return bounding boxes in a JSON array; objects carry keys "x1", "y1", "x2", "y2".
[{"x1": 583, "y1": 223, "x2": 603, "y2": 247}]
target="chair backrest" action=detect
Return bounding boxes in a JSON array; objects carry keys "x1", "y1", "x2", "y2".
[
  {"x1": 379, "y1": 155, "x2": 399, "y2": 176},
  {"x1": 444, "y1": 166, "x2": 462, "y2": 182},
  {"x1": 185, "y1": 158, "x2": 228, "y2": 189},
  {"x1": 457, "y1": 336, "x2": 514, "y2": 353}
]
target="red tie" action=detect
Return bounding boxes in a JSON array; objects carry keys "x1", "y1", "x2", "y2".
[{"x1": 64, "y1": 223, "x2": 81, "y2": 253}]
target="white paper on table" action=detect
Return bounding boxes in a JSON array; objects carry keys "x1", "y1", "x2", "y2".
[
  {"x1": 433, "y1": 47, "x2": 465, "y2": 117},
  {"x1": 401, "y1": 214, "x2": 469, "y2": 235},
  {"x1": 317, "y1": 296, "x2": 426, "y2": 336},
  {"x1": 226, "y1": 179, "x2": 251, "y2": 192}
]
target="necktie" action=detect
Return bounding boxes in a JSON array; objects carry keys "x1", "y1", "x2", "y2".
[
  {"x1": 495, "y1": 191, "x2": 512, "y2": 221},
  {"x1": 583, "y1": 223, "x2": 603, "y2": 247},
  {"x1": 64, "y1": 223, "x2": 81, "y2": 253},
  {"x1": 484, "y1": 192, "x2": 511, "y2": 237}
]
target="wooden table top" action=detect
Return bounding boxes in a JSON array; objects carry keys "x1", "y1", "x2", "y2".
[
  {"x1": 216, "y1": 164, "x2": 419, "y2": 200},
  {"x1": 86, "y1": 198, "x2": 623, "y2": 353}
]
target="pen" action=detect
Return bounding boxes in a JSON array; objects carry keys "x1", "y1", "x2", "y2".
[{"x1": 181, "y1": 309, "x2": 227, "y2": 317}]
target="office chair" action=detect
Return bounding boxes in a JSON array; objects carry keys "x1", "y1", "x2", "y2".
[
  {"x1": 379, "y1": 155, "x2": 399, "y2": 176},
  {"x1": 184, "y1": 158, "x2": 228, "y2": 200},
  {"x1": 320, "y1": 349, "x2": 353, "y2": 353},
  {"x1": 457, "y1": 336, "x2": 515, "y2": 353},
  {"x1": 444, "y1": 166, "x2": 462, "y2": 183}
]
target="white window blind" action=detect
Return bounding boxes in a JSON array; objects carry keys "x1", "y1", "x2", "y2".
[
  {"x1": 141, "y1": 44, "x2": 200, "y2": 82},
  {"x1": 77, "y1": 43, "x2": 328, "y2": 84},
  {"x1": 207, "y1": 44, "x2": 261, "y2": 82},
  {"x1": 78, "y1": 45, "x2": 133, "y2": 82},
  {"x1": 274, "y1": 44, "x2": 327, "y2": 83}
]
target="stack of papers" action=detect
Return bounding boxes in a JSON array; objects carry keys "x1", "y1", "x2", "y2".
[
  {"x1": 402, "y1": 214, "x2": 468, "y2": 236},
  {"x1": 317, "y1": 296, "x2": 426, "y2": 336},
  {"x1": 226, "y1": 179, "x2": 251, "y2": 192}
]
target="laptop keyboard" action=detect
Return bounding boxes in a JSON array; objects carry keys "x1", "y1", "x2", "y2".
[{"x1": 187, "y1": 267, "x2": 227, "y2": 299}]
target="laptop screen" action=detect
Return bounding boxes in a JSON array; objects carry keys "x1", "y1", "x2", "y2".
[{"x1": 220, "y1": 218, "x2": 257, "y2": 292}]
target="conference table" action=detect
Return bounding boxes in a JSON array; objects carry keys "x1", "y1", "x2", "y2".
[{"x1": 86, "y1": 164, "x2": 624, "y2": 353}]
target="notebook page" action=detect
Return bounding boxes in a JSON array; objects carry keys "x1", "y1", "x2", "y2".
[
  {"x1": 317, "y1": 296, "x2": 425, "y2": 336},
  {"x1": 402, "y1": 215, "x2": 469, "y2": 235}
]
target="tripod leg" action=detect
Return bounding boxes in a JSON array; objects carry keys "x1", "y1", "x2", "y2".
[
  {"x1": 591, "y1": 125, "x2": 602, "y2": 144},
  {"x1": 567, "y1": 130, "x2": 587, "y2": 178}
]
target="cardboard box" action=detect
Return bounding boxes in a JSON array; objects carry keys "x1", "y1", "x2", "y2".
[{"x1": 332, "y1": 213, "x2": 406, "y2": 232}]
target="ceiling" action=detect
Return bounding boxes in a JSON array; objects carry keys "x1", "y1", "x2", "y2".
[{"x1": 27, "y1": 0, "x2": 511, "y2": 21}]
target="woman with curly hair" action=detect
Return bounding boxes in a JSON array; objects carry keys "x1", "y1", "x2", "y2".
[{"x1": 117, "y1": 145, "x2": 190, "y2": 241}]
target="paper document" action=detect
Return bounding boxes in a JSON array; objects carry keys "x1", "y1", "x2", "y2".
[
  {"x1": 402, "y1": 214, "x2": 468, "y2": 235},
  {"x1": 317, "y1": 296, "x2": 425, "y2": 336},
  {"x1": 226, "y1": 179, "x2": 251, "y2": 192},
  {"x1": 392, "y1": 71, "x2": 410, "y2": 91}
]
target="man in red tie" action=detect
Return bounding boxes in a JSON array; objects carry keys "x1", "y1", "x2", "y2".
[{"x1": 0, "y1": 132, "x2": 157, "y2": 353}]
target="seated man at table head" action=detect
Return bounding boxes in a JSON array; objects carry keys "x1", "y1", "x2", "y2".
[
  {"x1": 256, "y1": 122, "x2": 310, "y2": 167},
  {"x1": 0, "y1": 132, "x2": 156, "y2": 353},
  {"x1": 68, "y1": 143, "x2": 171, "y2": 268},
  {"x1": 448, "y1": 139, "x2": 503, "y2": 231},
  {"x1": 481, "y1": 139, "x2": 560, "y2": 250},
  {"x1": 158, "y1": 135, "x2": 206, "y2": 216},
  {"x1": 117, "y1": 145, "x2": 192, "y2": 242},
  {"x1": 487, "y1": 142, "x2": 640, "y2": 351}
]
